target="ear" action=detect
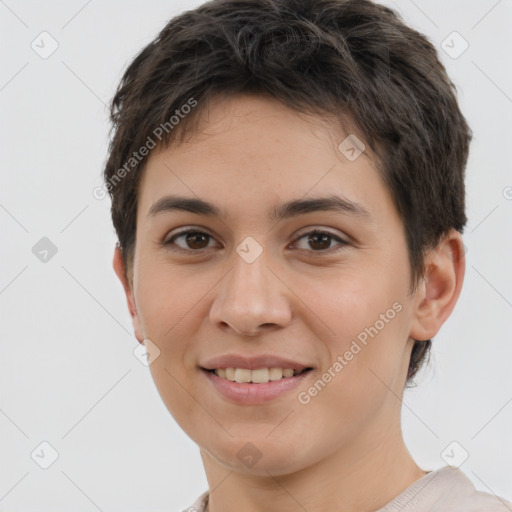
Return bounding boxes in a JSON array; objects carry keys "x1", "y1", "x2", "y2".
[
  {"x1": 113, "y1": 246, "x2": 144, "y2": 344},
  {"x1": 409, "y1": 229, "x2": 466, "y2": 341}
]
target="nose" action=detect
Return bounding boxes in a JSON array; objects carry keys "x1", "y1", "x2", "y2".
[{"x1": 209, "y1": 251, "x2": 293, "y2": 336}]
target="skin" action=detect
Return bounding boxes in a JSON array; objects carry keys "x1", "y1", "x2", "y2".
[{"x1": 113, "y1": 93, "x2": 465, "y2": 512}]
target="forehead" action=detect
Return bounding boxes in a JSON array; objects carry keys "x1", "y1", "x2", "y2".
[
  {"x1": 137, "y1": 94, "x2": 396, "y2": 229},
  {"x1": 163, "y1": 93, "x2": 357, "y2": 164}
]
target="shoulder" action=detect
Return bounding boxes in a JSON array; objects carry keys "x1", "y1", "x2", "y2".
[
  {"x1": 379, "y1": 466, "x2": 512, "y2": 511},
  {"x1": 182, "y1": 489, "x2": 209, "y2": 512},
  {"x1": 436, "y1": 466, "x2": 512, "y2": 511},
  {"x1": 183, "y1": 468, "x2": 512, "y2": 512}
]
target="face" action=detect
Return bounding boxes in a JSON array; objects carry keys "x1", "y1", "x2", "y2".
[{"x1": 119, "y1": 94, "x2": 431, "y2": 476}]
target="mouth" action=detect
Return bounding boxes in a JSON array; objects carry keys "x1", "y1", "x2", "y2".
[
  {"x1": 199, "y1": 354, "x2": 315, "y2": 404},
  {"x1": 200, "y1": 365, "x2": 314, "y2": 404},
  {"x1": 202, "y1": 367, "x2": 313, "y2": 384}
]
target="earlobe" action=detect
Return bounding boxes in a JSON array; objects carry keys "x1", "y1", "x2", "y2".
[
  {"x1": 112, "y1": 246, "x2": 145, "y2": 343},
  {"x1": 409, "y1": 230, "x2": 465, "y2": 342}
]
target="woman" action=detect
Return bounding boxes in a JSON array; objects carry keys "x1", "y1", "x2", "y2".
[{"x1": 104, "y1": 0, "x2": 512, "y2": 509}]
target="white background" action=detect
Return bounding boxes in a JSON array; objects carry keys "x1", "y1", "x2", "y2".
[{"x1": 1, "y1": 0, "x2": 511, "y2": 510}]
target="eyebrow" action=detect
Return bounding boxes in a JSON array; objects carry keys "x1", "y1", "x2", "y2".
[{"x1": 148, "y1": 194, "x2": 373, "y2": 223}]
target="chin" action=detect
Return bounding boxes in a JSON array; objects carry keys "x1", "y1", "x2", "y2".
[{"x1": 202, "y1": 435, "x2": 316, "y2": 476}]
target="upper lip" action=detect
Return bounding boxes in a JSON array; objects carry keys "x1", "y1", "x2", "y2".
[{"x1": 200, "y1": 354, "x2": 313, "y2": 371}]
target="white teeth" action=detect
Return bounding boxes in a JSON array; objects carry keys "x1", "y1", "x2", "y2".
[
  {"x1": 213, "y1": 367, "x2": 306, "y2": 383},
  {"x1": 269, "y1": 368, "x2": 283, "y2": 380},
  {"x1": 234, "y1": 368, "x2": 251, "y2": 383},
  {"x1": 251, "y1": 368, "x2": 269, "y2": 383}
]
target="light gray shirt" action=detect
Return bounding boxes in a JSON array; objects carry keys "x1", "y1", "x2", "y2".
[{"x1": 182, "y1": 466, "x2": 512, "y2": 511}]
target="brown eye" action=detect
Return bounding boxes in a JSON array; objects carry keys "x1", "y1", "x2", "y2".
[
  {"x1": 307, "y1": 232, "x2": 332, "y2": 250},
  {"x1": 166, "y1": 230, "x2": 215, "y2": 250},
  {"x1": 294, "y1": 229, "x2": 349, "y2": 253},
  {"x1": 185, "y1": 232, "x2": 210, "y2": 249}
]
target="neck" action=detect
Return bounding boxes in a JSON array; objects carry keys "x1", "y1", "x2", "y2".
[{"x1": 200, "y1": 422, "x2": 427, "y2": 512}]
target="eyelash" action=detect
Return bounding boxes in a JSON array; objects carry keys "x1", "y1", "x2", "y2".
[{"x1": 163, "y1": 228, "x2": 349, "y2": 255}]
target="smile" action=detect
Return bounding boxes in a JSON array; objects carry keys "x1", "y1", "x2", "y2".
[
  {"x1": 201, "y1": 367, "x2": 314, "y2": 404},
  {"x1": 208, "y1": 367, "x2": 312, "y2": 383}
]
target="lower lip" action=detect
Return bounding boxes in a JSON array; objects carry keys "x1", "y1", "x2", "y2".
[{"x1": 201, "y1": 368, "x2": 313, "y2": 405}]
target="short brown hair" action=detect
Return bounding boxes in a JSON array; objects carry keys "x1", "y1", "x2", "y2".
[{"x1": 103, "y1": 0, "x2": 472, "y2": 384}]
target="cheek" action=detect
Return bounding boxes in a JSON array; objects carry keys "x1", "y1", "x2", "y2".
[
  {"x1": 297, "y1": 315, "x2": 407, "y2": 448},
  {"x1": 312, "y1": 271, "x2": 409, "y2": 389},
  {"x1": 134, "y1": 259, "x2": 200, "y2": 338},
  {"x1": 318, "y1": 271, "x2": 401, "y2": 342},
  {"x1": 138, "y1": 275, "x2": 204, "y2": 429}
]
